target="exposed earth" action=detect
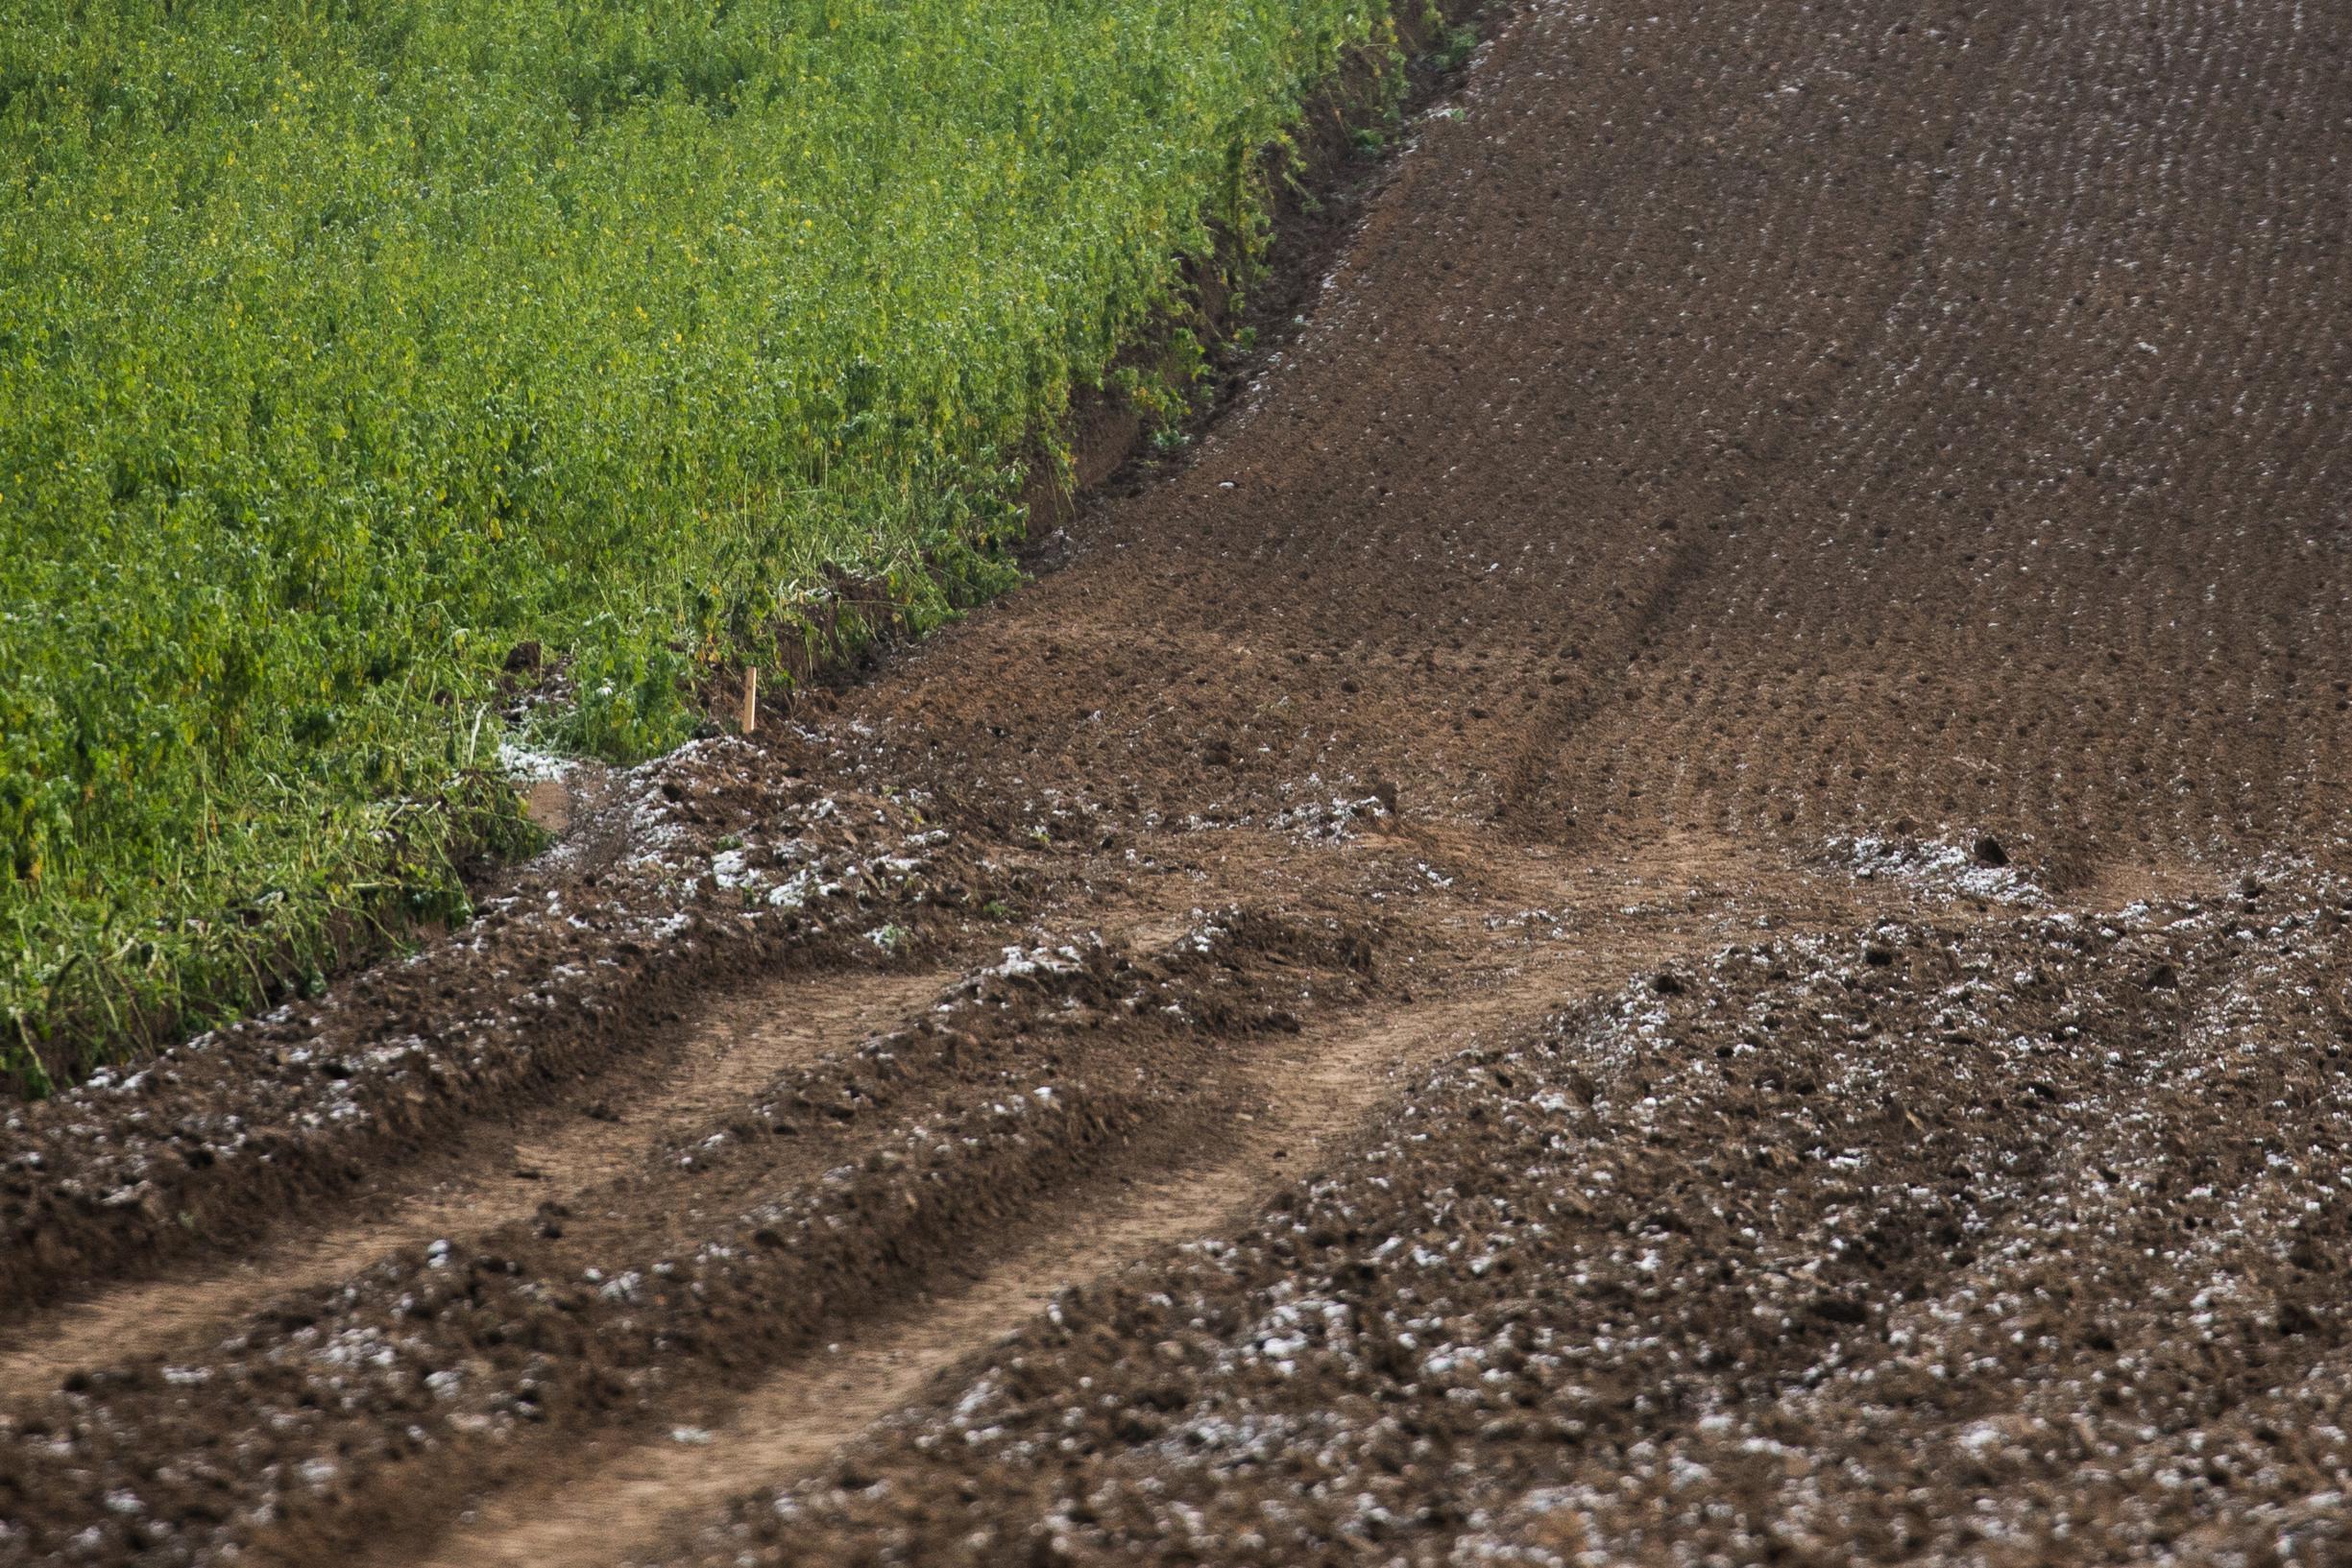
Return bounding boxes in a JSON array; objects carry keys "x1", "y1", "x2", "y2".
[{"x1": 5, "y1": 2, "x2": 2351, "y2": 1564}]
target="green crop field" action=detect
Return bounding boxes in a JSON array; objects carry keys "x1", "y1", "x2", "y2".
[{"x1": 0, "y1": 0, "x2": 1413, "y2": 1090}]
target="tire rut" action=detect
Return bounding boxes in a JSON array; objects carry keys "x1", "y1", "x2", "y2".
[
  {"x1": 0, "y1": 968, "x2": 953, "y2": 1403},
  {"x1": 391, "y1": 985, "x2": 1492, "y2": 1568},
  {"x1": 378, "y1": 844, "x2": 1888, "y2": 1568},
  {"x1": 376, "y1": 963, "x2": 1664, "y2": 1560}
]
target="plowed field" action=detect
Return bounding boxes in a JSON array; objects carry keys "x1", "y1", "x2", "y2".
[{"x1": 5, "y1": 3, "x2": 2349, "y2": 1564}]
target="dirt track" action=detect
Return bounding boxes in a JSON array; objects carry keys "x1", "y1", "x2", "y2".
[{"x1": 5, "y1": 2, "x2": 2351, "y2": 1563}]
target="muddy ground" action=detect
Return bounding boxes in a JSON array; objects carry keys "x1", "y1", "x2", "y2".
[{"x1": 4, "y1": 1, "x2": 2350, "y2": 1564}]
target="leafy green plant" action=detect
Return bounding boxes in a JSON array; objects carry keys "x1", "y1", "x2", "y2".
[
  {"x1": 0, "y1": 0, "x2": 1409, "y2": 1087},
  {"x1": 1431, "y1": 21, "x2": 1481, "y2": 71}
]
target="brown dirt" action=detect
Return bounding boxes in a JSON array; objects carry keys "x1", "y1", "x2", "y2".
[
  {"x1": 377, "y1": 839, "x2": 1870, "y2": 1568},
  {"x1": 401, "y1": 980, "x2": 1569, "y2": 1568},
  {"x1": 4, "y1": 2, "x2": 2350, "y2": 1564},
  {"x1": 0, "y1": 967, "x2": 954, "y2": 1402}
]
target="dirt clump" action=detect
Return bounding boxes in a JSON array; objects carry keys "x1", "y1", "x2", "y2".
[{"x1": 667, "y1": 874, "x2": 2352, "y2": 1567}]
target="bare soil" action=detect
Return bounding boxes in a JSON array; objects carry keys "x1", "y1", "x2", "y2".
[{"x1": 4, "y1": 3, "x2": 2350, "y2": 1565}]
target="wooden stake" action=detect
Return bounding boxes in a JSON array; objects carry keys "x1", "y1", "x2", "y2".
[{"x1": 740, "y1": 666, "x2": 759, "y2": 736}]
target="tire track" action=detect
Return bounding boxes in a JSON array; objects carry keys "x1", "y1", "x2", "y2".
[
  {"x1": 398, "y1": 985, "x2": 1503, "y2": 1568},
  {"x1": 0, "y1": 760, "x2": 983, "y2": 1323},
  {"x1": 0, "y1": 911, "x2": 1381, "y2": 1568},
  {"x1": 381, "y1": 839, "x2": 1892, "y2": 1568},
  {"x1": 0, "y1": 968, "x2": 952, "y2": 1402}
]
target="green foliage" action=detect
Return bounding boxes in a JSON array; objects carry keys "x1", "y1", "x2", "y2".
[
  {"x1": 1430, "y1": 20, "x2": 1481, "y2": 70},
  {"x1": 0, "y1": 0, "x2": 1401, "y2": 1085}
]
